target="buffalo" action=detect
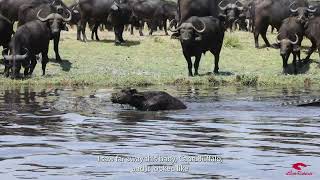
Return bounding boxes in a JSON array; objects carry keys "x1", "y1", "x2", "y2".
[
  {"x1": 126, "y1": 0, "x2": 177, "y2": 36},
  {"x1": 77, "y1": 0, "x2": 114, "y2": 42},
  {"x1": 111, "y1": 88, "x2": 187, "y2": 111},
  {"x1": 0, "y1": 0, "x2": 68, "y2": 21},
  {"x1": 218, "y1": 0, "x2": 244, "y2": 31},
  {"x1": 304, "y1": 16, "x2": 320, "y2": 62},
  {"x1": 177, "y1": 0, "x2": 219, "y2": 24},
  {"x1": 0, "y1": 14, "x2": 13, "y2": 49},
  {"x1": 277, "y1": 17, "x2": 304, "y2": 74},
  {"x1": 2, "y1": 11, "x2": 71, "y2": 78},
  {"x1": 171, "y1": 16, "x2": 225, "y2": 76},
  {"x1": 17, "y1": 1, "x2": 71, "y2": 62},
  {"x1": 252, "y1": 0, "x2": 314, "y2": 48}
]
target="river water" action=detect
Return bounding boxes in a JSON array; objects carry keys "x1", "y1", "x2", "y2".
[{"x1": 0, "y1": 86, "x2": 319, "y2": 180}]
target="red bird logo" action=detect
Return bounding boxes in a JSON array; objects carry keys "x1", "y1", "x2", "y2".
[{"x1": 292, "y1": 162, "x2": 309, "y2": 170}]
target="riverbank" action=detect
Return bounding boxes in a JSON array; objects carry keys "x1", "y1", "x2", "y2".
[{"x1": 0, "y1": 30, "x2": 319, "y2": 88}]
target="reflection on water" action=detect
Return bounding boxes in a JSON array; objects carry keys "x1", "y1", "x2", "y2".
[{"x1": 0, "y1": 86, "x2": 319, "y2": 179}]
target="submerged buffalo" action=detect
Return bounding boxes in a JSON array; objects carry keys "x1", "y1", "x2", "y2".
[{"x1": 111, "y1": 88, "x2": 187, "y2": 111}]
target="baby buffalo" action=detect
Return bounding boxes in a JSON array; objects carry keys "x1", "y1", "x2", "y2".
[
  {"x1": 171, "y1": 16, "x2": 225, "y2": 76},
  {"x1": 111, "y1": 88, "x2": 187, "y2": 111}
]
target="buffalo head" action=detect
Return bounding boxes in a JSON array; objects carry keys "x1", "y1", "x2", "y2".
[
  {"x1": 111, "y1": 88, "x2": 143, "y2": 104},
  {"x1": 219, "y1": 0, "x2": 243, "y2": 23},
  {"x1": 290, "y1": 1, "x2": 316, "y2": 23},
  {"x1": 276, "y1": 34, "x2": 299, "y2": 56},
  {"x1": 37, "y1": 9, "x2": 72, "y2": 35},
  {"x1": 170, "y1": 19, "x2": 206, "y2": 42}
]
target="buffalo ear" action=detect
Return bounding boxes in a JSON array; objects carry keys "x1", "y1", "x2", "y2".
[{"x1": 218, "y1": 13, "x2": 226, "y2": 22}]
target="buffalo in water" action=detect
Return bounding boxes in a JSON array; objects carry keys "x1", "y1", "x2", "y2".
[{"x1": 111, "y1": 88, "x2": 187, "y2": 111}]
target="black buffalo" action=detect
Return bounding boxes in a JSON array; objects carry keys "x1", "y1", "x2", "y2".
[
  {"x1": 0, "y1": 14, "x2": 13, "y2": 49},
  {"x1": 78, "y1": 0, "x2": 114, "y2": 42},
  {"x1": 171, "y1": 16, "x2": 224, "y2": 76},
  {"x1": 277, "y1": 17, "x2": 304, "y2": 74},
  {"x1": 252, "y1": 0, "x2": 314, "y2": 48},
  {"x1": 17, "y1": 1, "x2": 71, "y2": 62},
  {"x1": 126, "y1": 0, "x2": 177, "y2": 36},
  {"x1": 304, "y1": 16, "x2": 320, "y2": 62},
  {"x1": 177, "y1": 0, "x2": 219, "y2": 24},
  {"x1": 2, "y1": 11, "x2": 70, "y2": 78},
  {"x1": 218, "y1": 0, "x2": 244, "y2": 31},
  {"x1": 0, "y1": 0, "x2": 67, "y2": 21},
  {"x1": 111, "y1": 88, "x2": 187, "y2": 111}
]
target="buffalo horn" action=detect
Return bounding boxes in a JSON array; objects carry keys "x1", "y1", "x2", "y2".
[
  {"x1": 3, "y1": 48, "x2": 28, "y2": 61},
  {"x1": 192, "y1": 19, "x2": 206, "y2": 33},
  {"x1": 235, "y1": 0, "x2": 244, "y2": 10},
  {"x1": 289, "y1": 34, "x2": 299, "y2": 45},
  {"x1": 62, "y1": 9, "x2": 72, "y2": 22},
  {"x1": 307, "y1": 7, "x2": 317, "y2": 13},
  {"x1": 289, "y1": 1, "x2": 298, "y2": 13},
  {"x1": 219, "y1": 0, "x2": 229, "y2": 11},
  {"x1": 169, "y1": 19, "x2": 181, "y2": 32}
]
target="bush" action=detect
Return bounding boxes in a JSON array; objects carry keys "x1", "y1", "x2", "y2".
[{"x1": 224, "y1": 35, "x2": 242, "y2": 49}]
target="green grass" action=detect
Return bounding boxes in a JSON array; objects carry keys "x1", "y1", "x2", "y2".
[{"x1": 1, "y1": 28, "x2": 319, "y2": 88}]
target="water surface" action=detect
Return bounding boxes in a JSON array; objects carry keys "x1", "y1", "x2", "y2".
[{"x1": 0, "y1": 86, "x2": 319, "y2": 179}]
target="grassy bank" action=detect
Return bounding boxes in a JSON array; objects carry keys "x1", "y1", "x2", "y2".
[{"x1": 0, "y1": 29, "x2": 319, "y2": 87}]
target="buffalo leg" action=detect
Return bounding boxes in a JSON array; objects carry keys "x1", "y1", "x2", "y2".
[
  {"x1": 12, "y1": 62, "x2": 21, "y2": 79},
  {"x1": 213, "y1": 53, "x2": 220, "y2": 74},
  {"x1": 118, "y1": 25, "x2": 125, "y2": 42},
  {"x1": 92, "y1": 23, "x2": 100, "y2": 41},
  {"x1": 77, "y1": 22, "x2": 82, "y2": 41},
  {"x1": 306, "y1": 40, "x2": 317, "y2": 60},
  {"x1": 261, "y1": 27, "x2": 271, "y2": 47},
  {"x1": 139, "y1": 21, "x2": 144, "y2": 36},
  {"x1": 91, "y1": 29, "x2": 95, "y2": 40},
  {"x1": 23, "y1": 61, "x2": 30, "y2": 77},
  {"x1": 194, "y1": 54, "x2": 202, "y2": 76},
  {"x1": 130, "y1": 25, "x2": 134, "y2": 35},
  {"x1": 42, "y1": 53, "x2": 49, "y2": 76},
  {"x1": 211, "y1": 45, "x2": 222, "y2": 74},
  {"x1": 293, "y1": 53, "x2": 298, "y2": 75},
  {"x1": 183, "y1": 53, "x2": 193, "y2": 76},
  {"x1": 254, "y1": 29, "x2": 260, "y2": 48},
  {"x1": 81, "y1": 20, "x2": 88, "y2": 42},
  {"x1": 282, "y1": 54, "x2": 289, "y2": 74},
  {"x1": 54, "y1": 33, "x2": 62, "y2": 62},
  {"x1": 4, "y1": 60, "x2": 10, "y2": 77},
  {"x1": 114, "y1": 25, "x2": 125, "y2": 45},
  {"x1": 28, "y1": 55, "x2": 37, "y2": 76},
  {"x1": 163, "y1": 19, "x2": 168, "y2": 36}
]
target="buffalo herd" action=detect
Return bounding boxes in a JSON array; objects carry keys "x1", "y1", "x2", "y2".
[{"x1": 0, "y1": 0, "x2": 320, "y2": 78}]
